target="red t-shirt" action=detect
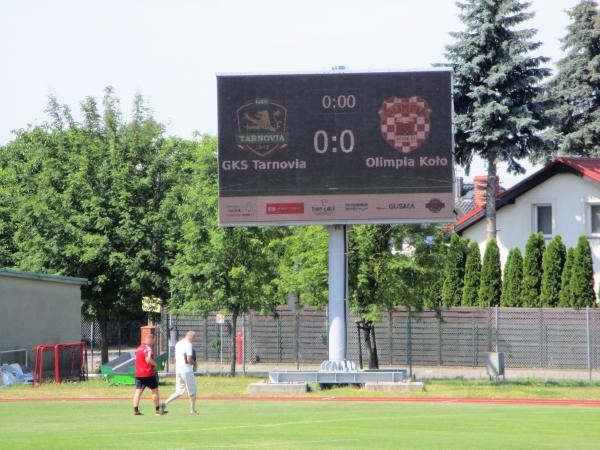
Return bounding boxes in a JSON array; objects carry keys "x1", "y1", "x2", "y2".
[{"x1": 135, "y1": 344, "x2": 155, "y2": 377}]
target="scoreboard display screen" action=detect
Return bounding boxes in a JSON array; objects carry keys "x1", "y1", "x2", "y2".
[{"x1": 217, "y1": 70, "x2": 454, "y2": 226}]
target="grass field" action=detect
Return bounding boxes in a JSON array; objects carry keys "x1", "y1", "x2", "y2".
[{"x1": 2, "y1": 377, "x2": 600, "y2": 449}]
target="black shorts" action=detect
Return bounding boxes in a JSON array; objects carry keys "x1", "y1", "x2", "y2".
[{"x1": 135, "y1": 375, "x2": 158, "y2": 390}]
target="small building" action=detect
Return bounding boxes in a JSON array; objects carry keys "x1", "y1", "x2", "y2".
[
  {"x1": 454, "y1": 157, "x2": 600, "y2": 292},
  {"x1": 0, "y1": 269, "x2": 88, "y2": 367}
]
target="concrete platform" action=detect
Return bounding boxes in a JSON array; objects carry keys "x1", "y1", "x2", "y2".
[
  {"x1": 364, "y1": 381, "x2": 424, "y2": 392},
  {"x1": 247, "y1": 382, "x2": 308, "y2": 395}
]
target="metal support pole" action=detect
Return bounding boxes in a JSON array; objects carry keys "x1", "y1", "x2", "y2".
[
  {"x1": 326, "y1": 225, "x2": 348, "y2": 362},
  {"x1": 587, "y1": 307, "x2": 592, "y2": 381},
  {"x1": 243, "y1": 314, "x2": 246, "y2": 376}
]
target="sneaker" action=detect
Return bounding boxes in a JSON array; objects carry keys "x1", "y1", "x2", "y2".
[
  {"x1": 160, "y1": 402, "x2": 166, "y2": 414},
  {"x1": 190, "y1": 411, "x2": 199, "y2": 416},
  {"x1": 134, "y1": 410, "x2": 143, "y2": 416},
  {"x1": 156, "y1": 409, "x2": 168, "y2": 416}
]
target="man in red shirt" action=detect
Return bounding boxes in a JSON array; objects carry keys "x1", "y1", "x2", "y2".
[{"x1": 132, "y1": 333, "x2": 165, "y2": 416}]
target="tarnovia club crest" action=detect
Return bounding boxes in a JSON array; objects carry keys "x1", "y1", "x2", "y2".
[
  {"x1": 379, "y1": 96, "x2": 431, "y2": 153},
  {"x1": 235, "y1": 98, "x2": 288, "y2": 157}
]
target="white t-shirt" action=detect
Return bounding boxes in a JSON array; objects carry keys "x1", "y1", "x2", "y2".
[{"x1": 174, "y1": 338, "x2": 194, "y2": 373}]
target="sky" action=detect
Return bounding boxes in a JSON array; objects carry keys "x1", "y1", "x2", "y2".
[{"x1": 1, "y1": 0, "x2": 582, "y2": 187}]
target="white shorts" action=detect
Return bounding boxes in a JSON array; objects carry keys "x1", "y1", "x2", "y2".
[{"x1": 175, "y1": 372, "x2": 197, "y2": 396}]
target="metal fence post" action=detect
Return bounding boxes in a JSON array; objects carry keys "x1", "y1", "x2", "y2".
[
  {"x1": 587, "y1": 306, "x2": 592, "y2": 381},
  {"x1": 295, "y1": 310, "x2": 300, "y2": 370},
  {"x1": 242, "y1": 313, "x2": 246, "y2": 376},
  {"x1": 407, "y1": 308, "x2": 413, "y2": 379},
  {"x1": 472, "y1": 321, "x2": 478, "y2": 367},
  {"x1": 388, "y1": 310, "x2": 393, "y2": 366},
  {"x1": 495, "y1": 306, "x2": 499, "y2": 353},
  {"x1": 438, "y1": 316, "x2": 443, "y2": 366},
  {"x1": 277, "y1": 317, "x2": 282, "y2": 363}
]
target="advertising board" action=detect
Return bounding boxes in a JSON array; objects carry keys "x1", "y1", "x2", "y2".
[{"x1": 217, "y1": 70, "x2": 454, "y2": 226}]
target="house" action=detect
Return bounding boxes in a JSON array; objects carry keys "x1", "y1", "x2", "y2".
[
  {"x1": 0, "y1": 269, "x2": 89, "y2": 367},
  {"x1": 454, "y1": 157, "x2": 600, "y2": 291}
]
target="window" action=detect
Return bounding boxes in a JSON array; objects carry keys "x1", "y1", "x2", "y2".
[
  {"x1": 590, "y1": 204, "x2": 600, "y2": 234},
  {"x1": 534, "y1": 204, "x2": 552, "y2": 236}
]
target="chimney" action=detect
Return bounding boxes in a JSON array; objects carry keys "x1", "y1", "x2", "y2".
[
  {"x1": 473, "y1": 176, "x2": 500, "y2": 208},
  {"x1": 454, "y1": 177, "x2": 464, "y2": 198}
]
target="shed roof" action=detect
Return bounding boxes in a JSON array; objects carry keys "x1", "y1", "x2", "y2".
[{"x1": 0, "y1": 269, "x2": 89, "y2": 286}]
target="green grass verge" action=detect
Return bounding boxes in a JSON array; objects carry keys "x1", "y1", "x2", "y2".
[
  {"x1": 1, "y1": 399, "x2": 600, "y2": 449},
  {"x1": 3, "y1": 375, "x2": 600, "y2": 400}
]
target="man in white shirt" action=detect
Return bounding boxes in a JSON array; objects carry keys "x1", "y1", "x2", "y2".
[{"x1": 160, "y1": 330, "x2": 198, "y2": 415}]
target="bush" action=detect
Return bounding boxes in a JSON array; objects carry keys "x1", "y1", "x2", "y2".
[
  {"x1": 521, "y1": 232, "x2": 545, "y2": 307},
  {"x1": 559, "y1": 247, "x2": 575, "y2": 307},
  {"x1": 540, "y1": 236, "x2": 566, "y2": 307},
  {"x1": 570, "y1": 236, "x2": 596, "y2": 308},
  {"x1": 441, "y1": 234, "x2": 468, "y2": 307},
  {"x1": 462, "y1": 242, "x2": 481, "y2": 306},
  {"x1": 501, "y1": 248, "x2": 523, "y2": 307},
  {"x1": 478, "y1": 239, "x2": 501, "y2": 307}
]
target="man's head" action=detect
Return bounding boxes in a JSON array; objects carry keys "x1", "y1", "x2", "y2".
[
  {"x1": 143, "y1": 334, "x2": 154, "y2": 345},
  {"x1": 185, "y1": 331, "x2": 196, "y2": 342}
]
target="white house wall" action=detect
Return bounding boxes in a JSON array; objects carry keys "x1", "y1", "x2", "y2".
[{"x1": 462, "y1": 173, "x2": 600, "y2": 293}]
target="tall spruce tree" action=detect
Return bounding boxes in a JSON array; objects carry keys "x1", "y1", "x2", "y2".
[
  {"x1": 501, "y1": 248, "x2": 523, "y2": 307},
  {"x1": 441, "y1": 234, "x2": 469, "y2": 308},
  {"x1": 462, "y1": 242, "x2": 482, "y2": 306},
  {"x1": 521, "y1": 232, "x2": 545, "y2": 307},
  {"x1": 543, "y1": 1, "x2": 600, "y2": 157},
  {"x1": 445, "y1": 0, "x2": 550, "y2": 238},
  {"x1": 540, "y1": 236, "x2": 567, "y2": 307},
  {"x1": 570, "y1": 235, "x2": 596, "y2": 308},
  {"x1": 559, "y1": 247, "x2": 576, "y2": 307},
  {"x1": 478, "y1": 239, "x2": 502, "y2": 307}
]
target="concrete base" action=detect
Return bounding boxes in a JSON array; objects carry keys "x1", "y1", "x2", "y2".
[
  {"x1": 247, "y1": 382, "x2": 308, "y2": 395},
  {"x1": 364, "y1": 381, "x2": 424, "y2": 392}
]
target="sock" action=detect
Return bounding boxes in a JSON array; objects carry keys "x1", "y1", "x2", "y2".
[
  {"x1": 155, "y1": 405, "x2": 159, "y2": 412},
  {"x1": 134, "y1": 407, "x2": 139, "y2": 412}
]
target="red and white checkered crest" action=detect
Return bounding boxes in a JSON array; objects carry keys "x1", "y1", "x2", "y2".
[{"x1": 379, "y1": 96, "x2": 431, "y2": 153}]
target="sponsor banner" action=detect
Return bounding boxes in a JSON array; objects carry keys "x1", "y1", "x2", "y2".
[{"x1": 219, "y1": 193, "x2": 453, "y2": 226}]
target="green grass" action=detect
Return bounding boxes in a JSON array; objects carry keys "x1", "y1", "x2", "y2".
[
  {"x1": 2, "y1": 398, "x2": 600, "y2": 449},
  {"x1": 5, "y1": 375, "x2": 600, "y2": 399}
]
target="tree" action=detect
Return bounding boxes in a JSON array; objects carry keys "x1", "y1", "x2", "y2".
[
  {"x1": 559, "y1": 247, "x2": 575, "y2": 307},
  {"x1": 445, "y1": 0, "x2": 550, "y2": 238},
  {"x1": 540, "y1": 236, "x2": 567, "y2": 306},
  {"x1": 542, "y1": 1, "x2": 600, "y2": 157},
  {"x1": 441, "y1": 234, "x2": 468, "y2": 307},
  {"x1": 501, "y1": 248, "x2": 523, "y2": 307},
  {"x1": 5, "y1": 89, "x2": 178, "y2": 363},
  {"x1": 462, "y1": 242, "x2": 481, "y2": 306},
  {"x1": 169, "y1": 137, "x2": 282, "y2": 376},
  {"x1": 348, "y1": 224, "x2": 445, "y2": 368},
  {"x1": 521, "y1": 233, "x2": 545, "y2": 307},
  {"x1": 478, "y1": 238, "x2": 502, "y2": 307},
  {"x1": 570, "y1": 235, "x2": 596, "y2": 308}
]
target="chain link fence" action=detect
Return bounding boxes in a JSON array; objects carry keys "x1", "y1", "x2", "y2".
[{"x1": 162, "y1": 306, "x2": 600, "y2": 372}]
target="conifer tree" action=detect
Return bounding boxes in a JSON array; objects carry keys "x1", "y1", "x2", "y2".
[
  {"x1": 521, "y1": 233, "x2": 545, "y2": 307},
  {"x1": 441, "y1": 234, "x2": 468, "y2": 308},
  {"x1": 478, "y1": 239, "x2": 502, "y2": 307},
  {"x1": 445, "y1": 0, "x2": 550, "y2": 238},
  {"x1": 540, "y1": 236, "x2": 567, "y2": 307},
  {"x1": 462, "y1": 242, "x2": 481, "y2": 306},
  {"x1": 501, "y1": 248, "x2": 523, "y2": 307},
  {"x1": 559, "y1": 247, "x2": 575, "y2": 307},
  {"x1": 543, "y1": 1, "x2": 600, "y2": 157},
  {"x1": 570, "y1": 236, "x2": 596, "y2": 308}
]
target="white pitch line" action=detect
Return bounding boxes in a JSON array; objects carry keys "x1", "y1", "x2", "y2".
[
  {"x1": 128, "y1": 413, "x2": 454, "y2": 436},
  {"x1": 164, "y1": 437, "x2": 359, "y2": 450}
]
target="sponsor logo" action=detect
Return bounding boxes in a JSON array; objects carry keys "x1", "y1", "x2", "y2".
[
  {"x1": 266, "y1": 202, "x2": 304, "y2": 215},
  {"x1": 425, "y1": 198, "x2": 445, "y2": 213},
  {"x1": 345, "y1": 202, "x2": 368, "y2": 212},
  {"x1": 376, "y1": 202, "x2": 416, "y2": 211},
  {"x1": 236, "y1": 99, "x2": 288, "y2": 157},
  {"x1": 379, "y1": 96, "x2": 431, "y2": 153},
  {"x1": 225, "y1": 202, "x2": 256, "y2": 217},
  {"x1": 311, "y1": 199, "x2": 335, "y2": 216}
]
